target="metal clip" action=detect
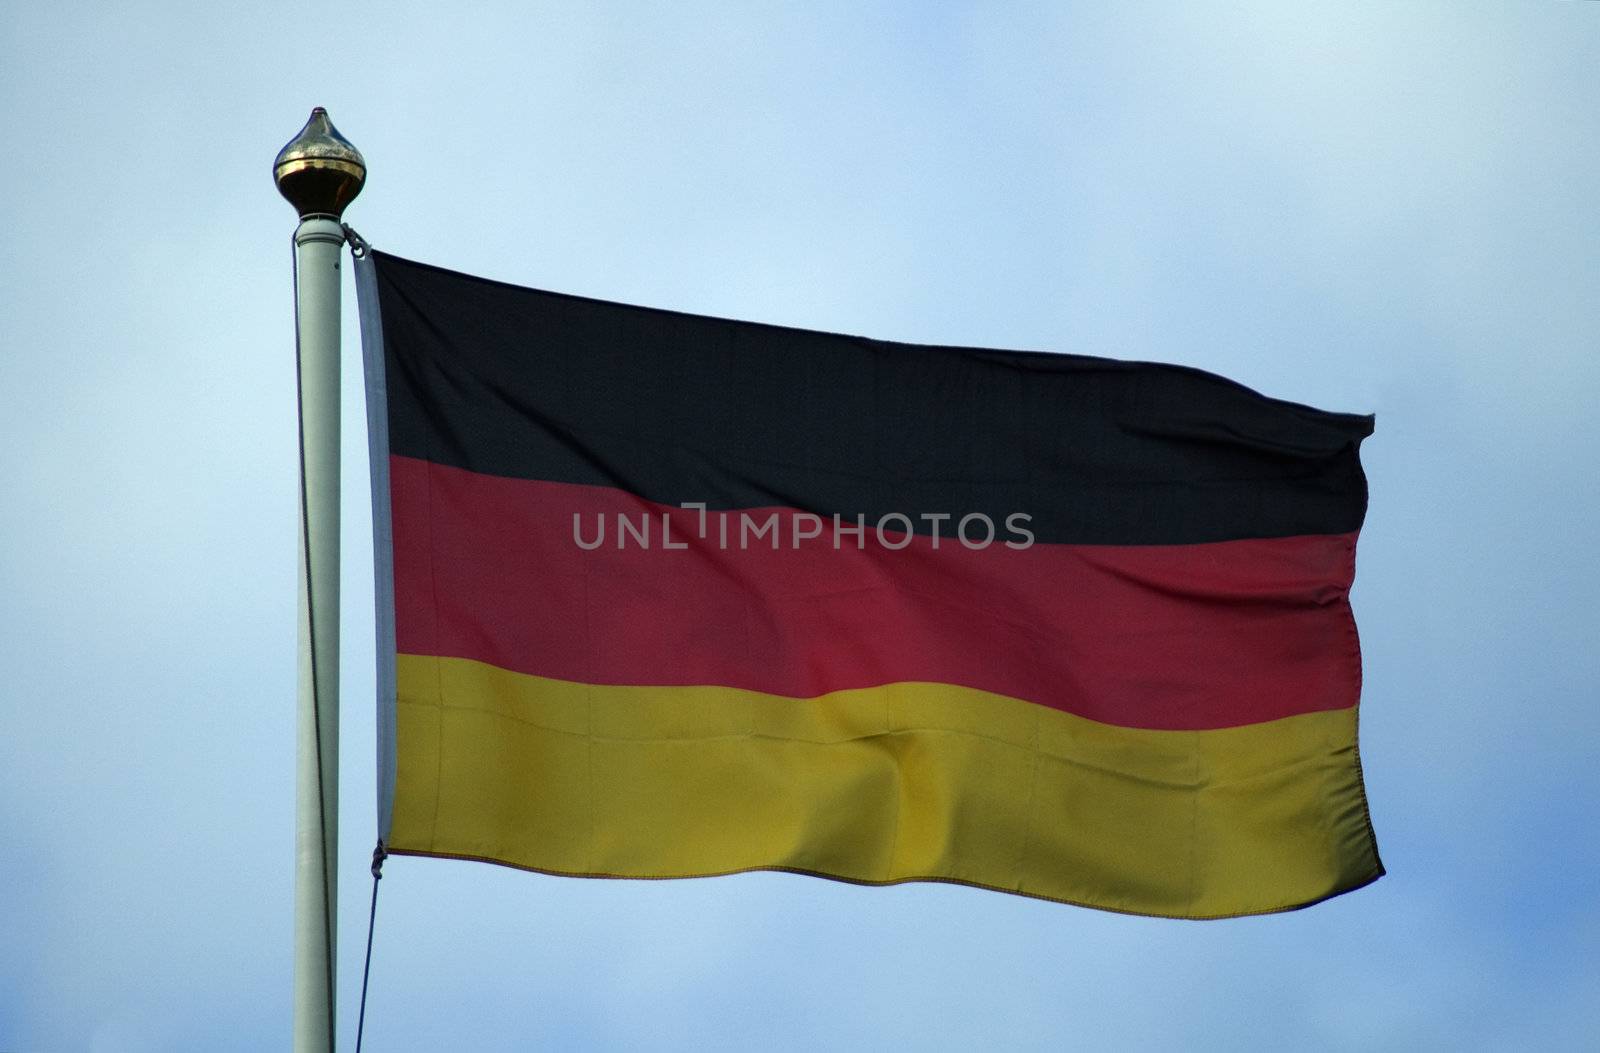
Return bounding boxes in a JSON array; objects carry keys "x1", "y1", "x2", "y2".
[{"x1": 343, "y1": 223, "x2": 371, "y2": 259}]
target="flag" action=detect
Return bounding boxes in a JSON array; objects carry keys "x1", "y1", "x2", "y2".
[{"x1": 353, "y1": 250, "x2": 1382, "y2": 919}]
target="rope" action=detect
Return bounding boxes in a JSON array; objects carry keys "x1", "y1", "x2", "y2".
[{"x1": 355, "y1": 841, "x2": 388, "y2": 1053}]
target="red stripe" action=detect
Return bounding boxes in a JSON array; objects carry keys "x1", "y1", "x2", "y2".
[{"x1": 391, "y1": 455, "x2": 1362, "y2": 731}]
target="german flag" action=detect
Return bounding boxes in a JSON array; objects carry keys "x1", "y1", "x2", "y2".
[{"x1": 354, "y1": 250, "x2": 1382, "y2": 919}]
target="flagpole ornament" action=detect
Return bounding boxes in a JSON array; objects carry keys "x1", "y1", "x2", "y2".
[{"x1": 275, "y1": 107, "x2": 366, "y2": 219}]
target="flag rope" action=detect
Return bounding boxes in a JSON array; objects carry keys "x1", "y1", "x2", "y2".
[{"x1": 355, "y1": 841, "x2": 387, "y2": 1053}]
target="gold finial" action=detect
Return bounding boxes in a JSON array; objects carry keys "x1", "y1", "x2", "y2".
[{"x1": 274, "y1": 108, "x2": 366, "y2": 219}]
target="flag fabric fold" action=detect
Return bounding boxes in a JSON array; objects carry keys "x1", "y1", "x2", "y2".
[{"x1": 355, "y1": 248, "x2": 1381, "y2": 919}]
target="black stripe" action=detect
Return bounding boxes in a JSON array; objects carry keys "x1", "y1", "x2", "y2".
[{"x1": 374, "y1": 251, "x2": 1372, "y2": 545}]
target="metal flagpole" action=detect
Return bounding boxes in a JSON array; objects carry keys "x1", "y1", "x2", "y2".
[{"x1": 274, "y1": 108, "x2": 365, "y2": 1053}]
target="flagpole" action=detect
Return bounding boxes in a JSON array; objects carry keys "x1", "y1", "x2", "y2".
[{"x1": 275, "y1": 108, "x2": 365, "y2": 1053}]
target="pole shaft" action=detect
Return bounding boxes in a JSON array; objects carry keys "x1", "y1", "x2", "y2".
[{"x1": 293, "y1": 217, "x2": 344, "y2": 1053}]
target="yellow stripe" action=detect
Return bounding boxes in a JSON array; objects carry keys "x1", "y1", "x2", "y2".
[{"x1": 391, "y1": 654, "x2": 1380, "y2": 919}]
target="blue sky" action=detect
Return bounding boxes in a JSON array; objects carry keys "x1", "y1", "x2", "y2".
[{"x1": 2, "y1": 3, "x2": 1597, "y2": 1049}]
